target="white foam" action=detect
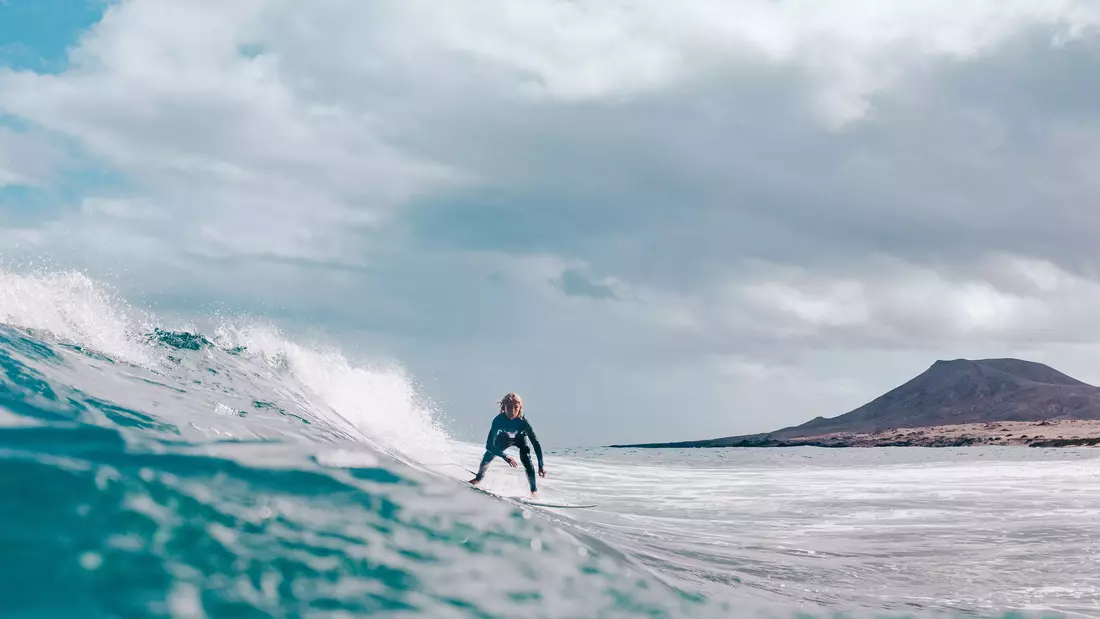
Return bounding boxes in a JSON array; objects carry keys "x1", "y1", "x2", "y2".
[
  {"x1": 212, "y1": 322, "x2": 456, "y2": 464},
  {"x1": 0, "y1": 269, "x2": 153, "y2": 365},
  {"x1": 0, "y1": 268, "x2": 459, "y2": 467},
  {"x1": 314, "y1": 448, "x2": 381, "y2": 469}
]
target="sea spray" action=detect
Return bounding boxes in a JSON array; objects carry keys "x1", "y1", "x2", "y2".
[
  {"x1": 0, "y1": 268, "x2": 458, "y2": 462},
  {"x1": 0, "y1": 269, "x2": 155, "y2": 365},
  {"x1": 212, "y1": 322, "x2": 457, "y2": 464}
]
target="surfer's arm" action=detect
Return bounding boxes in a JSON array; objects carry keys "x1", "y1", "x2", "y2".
[
  {"x1": 484, "y1": 416, "x2": 508, "y2": 459},
  {"x1": 525, "y1": 421, "x2": 544, "y2": 470}
]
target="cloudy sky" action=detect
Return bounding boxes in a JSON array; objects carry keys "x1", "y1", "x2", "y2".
[{"x1": 3, "y1": 0, "x2": 1100, "y2": 447}]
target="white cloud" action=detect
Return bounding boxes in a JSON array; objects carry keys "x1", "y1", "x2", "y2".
[
  {"x1": 0, "y1": 0, "x2": 461, "y2": 263},
  {"x1": 329, "y1": 0, "x2": 1100, "y2": 125},
  {"x1": 723, "y1": 255, "x2": 1100, "y2": 348},
  {"x1": 719, "y1": 0, "x2": 1100, "y2": 125},
  {"x1": 4, "y1": 1, "x2": 1100, "y2": 443},
  {"x1": 1, "y1": 0, "x2": 1095, "y2": 261},
  {"x1": 709, "y1": 354, "x2": 796, "y2": 383},
  {"x1": 457, "y1": 250, "x2": 1100, "y2": 362},
  {"x1": 0, "y1": 167, "x2": 17, "y2": 188},
  {"x1": 80, "y1": 197, "x2": 159, "y2": 220},
  {"x1": 0, "y1": 127, "x2": 19, "y2": 185},
  {"x1": 0, "y1": 126, "x2": 65, "y2": 187}
]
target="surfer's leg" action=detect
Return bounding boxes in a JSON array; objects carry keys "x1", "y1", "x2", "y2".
[
  {"x1": 518, "y1": 443, "x2": 537, "y2": 493},
  {"x1": 469, "y1": 451, "x2": 494, "y2": 484}
]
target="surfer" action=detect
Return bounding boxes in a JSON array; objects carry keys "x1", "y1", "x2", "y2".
[{"x1": 469, "y1": 392, "x2": 546, "y2": 498}]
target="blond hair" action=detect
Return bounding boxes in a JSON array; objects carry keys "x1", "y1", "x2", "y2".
[{"x1": 499, "y1": 392, "x2": 523, "y2": 418}]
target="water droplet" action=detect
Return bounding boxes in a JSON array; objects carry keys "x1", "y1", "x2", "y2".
[{"x1": 80, "y1": 552, "x2": 103, "y2": 571}]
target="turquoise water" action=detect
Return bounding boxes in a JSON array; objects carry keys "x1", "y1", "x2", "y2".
[{"x1": 2, "y1": 270, "x2": 1098, "y2": 618}]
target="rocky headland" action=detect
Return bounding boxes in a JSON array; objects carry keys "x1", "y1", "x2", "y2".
[{"x1": 612, "y1": 358, "x2": 1100, "y2": 449}]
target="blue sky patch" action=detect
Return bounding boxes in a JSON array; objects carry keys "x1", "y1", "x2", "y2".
[
  {"x1": 0, "y1": 185, "x2": 65, "y2": 224},
  {"x1": 0, "y1": 0, "x2": 110, "y2": 73}
]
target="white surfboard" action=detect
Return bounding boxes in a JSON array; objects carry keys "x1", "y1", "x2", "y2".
[
  {"x1": 470, "y1": 485, "x2": 596, "y2": 509},
  {"x1": 515, "y1": 497, "x2": 598, "y2": 509}
]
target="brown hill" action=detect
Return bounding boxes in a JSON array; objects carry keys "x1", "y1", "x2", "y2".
[{"x1": 611, "y1": 358, "x2": 1100, "y2": 448}]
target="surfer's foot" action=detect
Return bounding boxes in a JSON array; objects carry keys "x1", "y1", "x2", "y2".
[
  {"x1": 529, "y1": 492, "x2": 538, "y2": 499},
  {"x1": 469, "y1": 478, "x2": 480, "y2": 485}
]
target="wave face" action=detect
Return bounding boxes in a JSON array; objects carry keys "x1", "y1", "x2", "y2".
[{"x1": 3, "y1": 269, "x2": 1100, "y2": 619}]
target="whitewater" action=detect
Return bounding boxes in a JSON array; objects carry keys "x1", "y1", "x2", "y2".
[{"x1": 2, "y1": 269, "x2": 1099, "y2": 619}]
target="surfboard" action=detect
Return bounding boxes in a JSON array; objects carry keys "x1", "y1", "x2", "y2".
[
  {"x1": 469, "y1": 485, "x2": 596, "y2": 509},
  {"x1": 516, "y1": 498, "x2": 598, "y2": 509}
]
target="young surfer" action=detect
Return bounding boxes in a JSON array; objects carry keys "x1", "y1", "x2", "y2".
[{"x1": 469, "y1": 392, "x2": 546, "y2": 498}]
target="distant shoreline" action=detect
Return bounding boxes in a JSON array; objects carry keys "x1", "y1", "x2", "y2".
[{"x1": 610, "y1": 420, "x2": 1100, "y2": 449}]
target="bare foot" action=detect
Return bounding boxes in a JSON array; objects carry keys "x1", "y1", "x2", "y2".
[
  {"x1": 469, "y1": 478, "x2": 480, "y2": 485},
  {"x1": 529, "y1": 492, "x2": 538, "y2": 500}
]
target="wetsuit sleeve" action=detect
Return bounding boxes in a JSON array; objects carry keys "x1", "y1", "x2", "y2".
[
  {"x1": 484, "y1": 415, "x2": 508, "y2": 459},
  {"x1": 525, "y1": 420, "x2": 544, "y2": 469}
]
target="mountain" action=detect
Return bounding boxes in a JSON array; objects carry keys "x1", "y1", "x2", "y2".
[{"x1": 611, "y1": 358, "x2": 1100, "y2": 448}]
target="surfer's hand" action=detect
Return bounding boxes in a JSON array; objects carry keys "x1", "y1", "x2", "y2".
[
  {"x1": 505, "y1": 456, "x2": 518, "y2": 467},
  {"x1": 538, "y1": 468, "x2": 546, "y2": 478}
]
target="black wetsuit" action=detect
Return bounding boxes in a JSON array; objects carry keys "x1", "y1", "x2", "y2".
[{"x1": 472, "y1": 413, "x2": 544, "y2": 492}]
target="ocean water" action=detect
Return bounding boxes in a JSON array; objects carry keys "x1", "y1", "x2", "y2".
[{"x1": 2, "y1": 269, "x2": 1099, "y2": 619}]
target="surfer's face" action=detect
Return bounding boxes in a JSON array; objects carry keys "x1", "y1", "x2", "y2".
[{"x1": 504, "y1": 403, "x2": 520, "y2": 419}]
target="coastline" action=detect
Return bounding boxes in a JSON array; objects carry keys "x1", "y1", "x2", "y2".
[{"x1": 612, "y1": 420, "x2": 1100, "y2": 449}]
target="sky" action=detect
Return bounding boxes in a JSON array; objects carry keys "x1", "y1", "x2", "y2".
[{"x1": 3, "y1": 1, "x2": 1100, "y2": 447}]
